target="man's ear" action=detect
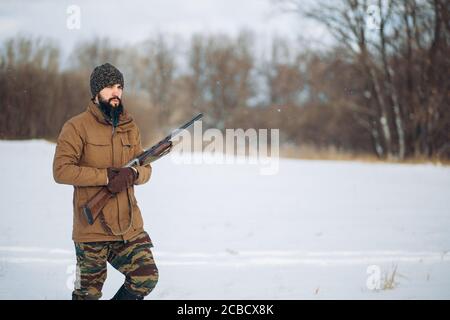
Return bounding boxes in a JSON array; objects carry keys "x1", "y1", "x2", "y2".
[{"x1": 94, "y1": 95, "x2": 99, "y2": 104}]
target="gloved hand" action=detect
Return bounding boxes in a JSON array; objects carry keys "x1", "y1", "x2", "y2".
[
  {"x1": 107, "y1": 167, "x2": 120, "y2": 183},
  {"x1": 106, "y1": 167, "x2": 137, "y2": 194}
]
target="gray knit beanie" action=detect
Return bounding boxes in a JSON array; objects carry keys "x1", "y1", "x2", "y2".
[{"x1": 90, "y1": 63, "x2": 124, "y2": 98}]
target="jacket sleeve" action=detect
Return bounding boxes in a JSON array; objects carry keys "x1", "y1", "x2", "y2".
[
  {"x1": 133, "y1": 127, "x2": 152, "y2": 185},
  {"x1": 53, "y1": 121, "x2": 108, "y2": 186}
]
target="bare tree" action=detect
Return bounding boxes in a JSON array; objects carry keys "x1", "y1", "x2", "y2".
[
  {"x1": 186, "y1": 32, "x2": 255, "y2": 129},
  {"x1": 139, "y1": 34, "x2": 176, "y2": 127},
  {"x1": 277, "y1": 0, "x2": 450, "y2": 159}
]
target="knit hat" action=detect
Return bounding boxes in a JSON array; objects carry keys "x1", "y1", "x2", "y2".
[{"x1": 90, "y1": 63, "x2": 124, "y2": 98}]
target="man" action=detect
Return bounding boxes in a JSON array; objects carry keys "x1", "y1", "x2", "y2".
[{"x1": 53, "y1": 63, "x2": 158, "y2": 300}]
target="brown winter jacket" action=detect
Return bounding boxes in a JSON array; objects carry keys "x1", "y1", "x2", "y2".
[{"x1": 53, "y1": 101, "x2": 152, "y2": 242}]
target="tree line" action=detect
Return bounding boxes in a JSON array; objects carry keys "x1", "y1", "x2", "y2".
[{"x1": 0, "y1": 0, "x2": 448, "y2": 160}]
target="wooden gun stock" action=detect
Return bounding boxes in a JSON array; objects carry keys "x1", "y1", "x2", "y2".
[{"x1": 82, "y1": 188, "x2": 114, "y2": 225}]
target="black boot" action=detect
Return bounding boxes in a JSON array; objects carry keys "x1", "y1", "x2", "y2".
[{"x1": 111, "y1": 284, "x2": 143, "y2": 300}]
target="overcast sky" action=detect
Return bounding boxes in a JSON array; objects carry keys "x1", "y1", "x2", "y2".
[{"x1": 0, "y1": 0, "x2": 332, "y2": 59}]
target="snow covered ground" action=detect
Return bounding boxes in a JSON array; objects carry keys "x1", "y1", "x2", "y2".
[{"x1": 0, "y1": 139, "x2": 449, "y2": 299}]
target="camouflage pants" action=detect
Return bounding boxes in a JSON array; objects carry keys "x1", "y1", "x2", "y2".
[{"x1": 72, "y1": 231, "x2": 158, "y2": 300}]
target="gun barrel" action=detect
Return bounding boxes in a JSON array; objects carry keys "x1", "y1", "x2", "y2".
[
  {"x1": 145, "y1": 113, "x2": 203, "y2": 152},
  {"x1": 128, "y1": 113, "x2": 203, "y2": 167},
  {"x1": 165, "y1": 113, "x2": 203, "y2": 142}
]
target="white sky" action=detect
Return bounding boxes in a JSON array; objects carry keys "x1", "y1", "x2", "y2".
[{"x1": 0, "y1": 0, "x2": 332, "y2": 60}]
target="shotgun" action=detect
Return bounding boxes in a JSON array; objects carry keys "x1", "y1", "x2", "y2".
[{"x1": 82, "y1": 113, "x2": 203, "y2": 225}]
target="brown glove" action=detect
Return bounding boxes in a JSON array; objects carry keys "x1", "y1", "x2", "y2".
[
  {"x1": 106, "y1": 167, "x2": 137, "y2": 194},
  {"x1": 107, "y1": 167, "x2": 119, "y2": 182}
]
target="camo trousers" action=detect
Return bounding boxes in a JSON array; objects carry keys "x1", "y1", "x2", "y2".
[{"x1": 72, "y1": 231, "x2": 158, "y2": 300}]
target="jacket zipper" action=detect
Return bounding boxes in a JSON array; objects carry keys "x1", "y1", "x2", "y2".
[{"x1": 111, "y1": 125, "x2": 124, "y2": 241}]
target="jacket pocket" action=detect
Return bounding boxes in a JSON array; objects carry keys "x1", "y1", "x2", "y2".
[
  {"x1": 84, "y1": 136, "x2": 111, "y2": 168},
  {"x1": 132, "y1": 204, "x2": 144, "y2": 230},
  {"x1": 120, "y1": 135, "x2": 137, "y2": 165},
  {"x1": 74, "y1": 186, "x2": 89, "y2": 226},
  {"x1": 129, "y1": 187, "x2": 138, "y2": 206}
]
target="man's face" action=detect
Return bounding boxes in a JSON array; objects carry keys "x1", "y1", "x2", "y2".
[{"x1": 96, "y1": 83, "x2": 123, "y2": 107}]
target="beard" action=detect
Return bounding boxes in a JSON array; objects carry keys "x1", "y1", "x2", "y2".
[{"x1": 97, "y1": 95, "x2": 124, "y2": 127}]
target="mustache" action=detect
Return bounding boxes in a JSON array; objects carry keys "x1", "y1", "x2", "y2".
[{"x1": 108, "y1": 96, "x2": 121, "y2": 103}]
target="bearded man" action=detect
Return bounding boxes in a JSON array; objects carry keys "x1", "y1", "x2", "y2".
[{"x1": 53, "y1": 63, "x2": 158, "y2": 300}]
